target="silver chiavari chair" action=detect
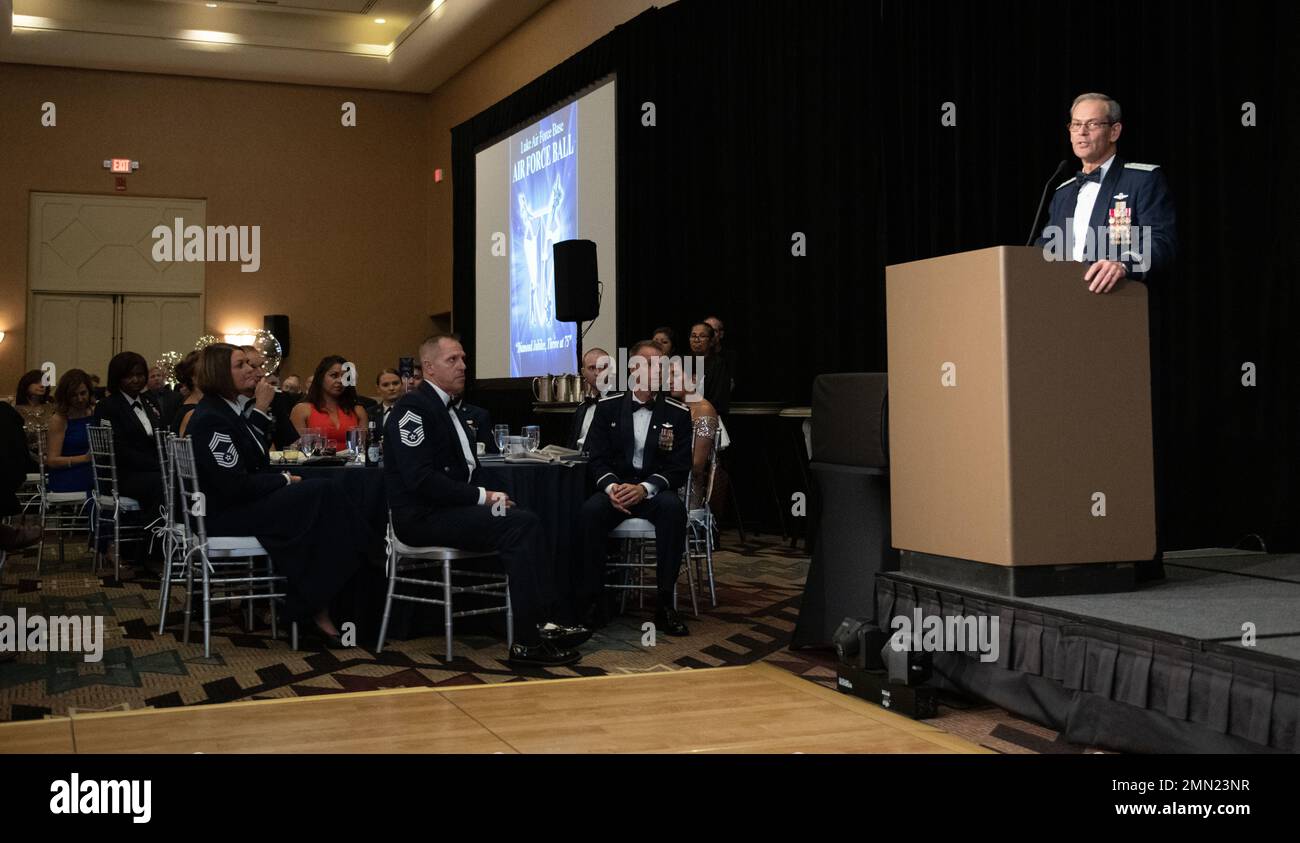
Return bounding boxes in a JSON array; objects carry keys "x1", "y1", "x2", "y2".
[
  {"x1": 31, "y1": 431, "x2": 93, "y2": 575},
  {"x1": 685, "y1": 414, "x2": 722, "y2": 607},
  {"x1": 168, "y1": 436, "x2": 287, "y2": 658},
  {"x1": 86, "y1": 422, "x2": 146, "y2": 579},
  {"x1": 375, "y1": 512, "x2": 509, "y2": 660},
  {"x1": 154, "y1": 429, "x2": 189, "y2": 632}
]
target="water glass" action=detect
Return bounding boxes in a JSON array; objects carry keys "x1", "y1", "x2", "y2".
[
  {"x1": 523, "y1": 425, "x2": 541, "y2": 452},
  {"x1": 493, "y1": 424, "x2": 509, "y2": 452}
]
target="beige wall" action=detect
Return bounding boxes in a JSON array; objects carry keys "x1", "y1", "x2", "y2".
[
  {"x1": 427, "y1": 0, "x2": 662, "y2": 318},
  {"x1": 0, "y1": 64, "x2": 430, "y2": 394},
  {"x1": 0, "y1": 0, "x2": 660, "y2": 393}
]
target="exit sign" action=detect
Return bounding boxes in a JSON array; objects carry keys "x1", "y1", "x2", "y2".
[{"x1": 110, "y1": 158, "x2": 132, "y2": 173}]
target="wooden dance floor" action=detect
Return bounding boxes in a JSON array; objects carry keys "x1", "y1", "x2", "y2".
[{"x1": 0, "y1": 664, "x2": 986, "y2": 754}]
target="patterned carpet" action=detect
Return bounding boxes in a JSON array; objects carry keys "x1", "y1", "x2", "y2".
[{"x1": 0, "y1": 527, "x2": 1091, "y2": 752}]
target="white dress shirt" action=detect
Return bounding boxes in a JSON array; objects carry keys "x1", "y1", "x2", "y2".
[
  {"x1": 1071, "y1": 153, "x2": 1115, "y2": 262},
  {"x1": 428, "y1": 381, "x2": 486, "y2": 505},
  {"x1": 626, "y1": 396, "x2": 658, "y2": 499},
  {"x1": 577, "y1": 401, "x2": 598, "y2": 447},
  {"x1": 127, "y1": 395, "x2": 154, "y2": 436}
]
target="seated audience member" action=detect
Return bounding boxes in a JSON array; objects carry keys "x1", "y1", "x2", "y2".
[
  {"x1": 400, "y1": 368, "x2": 420, "y2": 395},
  {"x1": 172, "y1": 351, "x2": 203, "y2": 437},
  {"x1": 14, "y1": 369, "x2": 52, "y2": 438},
  {"x1": 652, "y1": 327, "x2": 675, "y2": 357},
  {"x1": 280, "y1": 374, "x2": 302, "y2": 396},
  {"x1": 147, "y1": 364, "x2": 181, "y2": 428},
  {"x1": 576, "y1": 341, "x2": 693, "y2": 635},
  {"x1": 383, "y1": 334, "x2": 589, "y2": 666},
  {"x1": 704, "y1": 313, "x2": 738, "y2": 390},
  {"x1": 93, "y1": 351, "x2": 165, "y2": 572},
  {"x1": 566, "y1": 347, "x2": 612, "y2": 451},
  {"x1": 448, "y1": 382, "x2": 498, "y2": 456},
  {"x1": 688, "y1": 322, "x2": 731, "y2": 415},
  {"x1": 289, "y1": 356, "x2": 369, "y2": 452},
  {"x1": 45, "y1": 369, "x2": 96, "y2": 493},
  {"x1": 370, "y1": 368, "x2": 403, "y2": 437},
  {"x1": 238, "y1": 345, "x2": 298, "y2": 449},
  {"x1": 0, "y1": 399, "x2": 41, "y2": 553},
  {"x1": 667, "y1": 361, "x2": 731, "y2": 511},
  {"x1": 187, "y1": 344, "x2": 366, "y2": 648}
]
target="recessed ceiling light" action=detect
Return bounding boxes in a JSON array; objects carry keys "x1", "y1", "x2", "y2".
[
  {"x1": 206, "y1": 2, "x2": 218, "y2": 7},
  {"x1": 374, "y1": 18, "x2": 386, "y2": 24}
]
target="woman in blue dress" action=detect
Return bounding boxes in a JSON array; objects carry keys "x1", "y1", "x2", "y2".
[{"x1": 45, "y1": 369, "x2": 95, "y2": 493}]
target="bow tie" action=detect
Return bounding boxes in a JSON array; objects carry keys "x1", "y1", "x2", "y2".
[
  {"x1": 1075, "y1": 169, "x2": 1103, "y2": 185},
  {"x1": 633, "y1": 398, "x2": 655, "y2": 413}
]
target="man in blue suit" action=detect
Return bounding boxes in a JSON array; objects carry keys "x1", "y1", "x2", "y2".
[{"x1": 1036, "y1": 93, "x2": 1176, "y2": 292}]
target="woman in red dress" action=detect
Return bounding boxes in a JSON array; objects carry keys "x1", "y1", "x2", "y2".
[{"x1": 289, "y1": 355, "x2": 369, "y2": 452}]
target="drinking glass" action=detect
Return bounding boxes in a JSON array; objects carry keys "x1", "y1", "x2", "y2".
[
  {"x1": 493, "y1": 424, "x2": 509, "y2": 452},
  {"x1": 523, "y1": 425, "x2": 541, "y2": 452}
]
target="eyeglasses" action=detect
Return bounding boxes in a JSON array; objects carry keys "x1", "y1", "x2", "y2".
[{"x1": 1067, "y1": 120, "x2": 1114, "y2": 133}]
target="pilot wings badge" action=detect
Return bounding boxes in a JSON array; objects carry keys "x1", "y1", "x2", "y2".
[
  {"x1": 398, "y1": 410, "x2": 425, "y2": 447},
  {"x1": 208, "y1": 432, "x2": 239, "y2": 468}
]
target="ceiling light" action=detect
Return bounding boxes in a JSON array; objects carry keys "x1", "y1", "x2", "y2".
[
  {"x1": 206, "y1": 3, "x2": 218, "y2": 7},
  {"x1": 374, "y1": 18, "x2": 386, "y2": 24}
]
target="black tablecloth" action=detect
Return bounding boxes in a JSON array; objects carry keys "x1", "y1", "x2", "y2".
[{"x1": 288, "y1": 459, "x2": 588, "y2": 645}]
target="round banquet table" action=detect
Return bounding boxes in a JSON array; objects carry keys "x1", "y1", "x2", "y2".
[{"x1": 289, "y1": 458, "x2": 589, "y2": 644}]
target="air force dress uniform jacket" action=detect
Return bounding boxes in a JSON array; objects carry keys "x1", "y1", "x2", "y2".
[
  {"x1": 186, "y1": 394, "x2": 365, "y2": 617},
  {"x1": 585, "y1": 392, "x2": 693, "y2": 495},
  {"x1": 1035, "y1": 156, "x2": 1176, "y2": 282},
  {"x1": 383, "y1": 381, "x2": 483, "y2": 512}
]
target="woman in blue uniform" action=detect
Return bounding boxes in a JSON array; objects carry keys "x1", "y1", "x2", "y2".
[{"x1": 185, "y1": 343, "x2": 367, "y2": 647}]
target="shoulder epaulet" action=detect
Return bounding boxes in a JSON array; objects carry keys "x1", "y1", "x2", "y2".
[
  {"x1": 1124, "y1": 162, "x2": 1160, "y2": 171},
  {"x1": 599, "y1": 392, "x2": 624, "y2": 402},
  {"x1": 663, "y1": 397, "x2": 689, "y2": 412},
  {"x1": 1055, "y1": 178, "x2": 1076, "y2": 191}
]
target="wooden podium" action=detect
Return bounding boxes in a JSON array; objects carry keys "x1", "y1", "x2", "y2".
[{"x1": 885, "y1": 246, "x2": 1155, "y2": 593}]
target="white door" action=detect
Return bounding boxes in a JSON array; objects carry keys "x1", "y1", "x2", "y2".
[
  {"x1": 29, "y1": 293, "x2": 117, "y2": 379},
  {"x1": 121, "y1": 296, "x2": 203, "y2": 367},
  {"x1": 27, "y1": 192, "x2": 207, "y2": 378}
]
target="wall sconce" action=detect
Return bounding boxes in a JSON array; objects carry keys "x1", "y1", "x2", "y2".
[
  {"x1": 0, "y1": 331, "x2": 6, "y2": 344},
  {"x1": 223, "y1": 331, "x2": 256, "y2": 345}
]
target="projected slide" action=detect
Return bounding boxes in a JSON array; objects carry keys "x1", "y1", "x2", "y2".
[
  {"x1": 508, "y1": 102, "x2": 578, "y2": 378},
  {"x1": 475, "y1": 77, "x2": 615, "y2": 380}
]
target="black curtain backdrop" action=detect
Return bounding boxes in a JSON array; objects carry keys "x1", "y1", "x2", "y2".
[{"x1": 452, "y1": 0, "x2": 1300, "y2": 551}]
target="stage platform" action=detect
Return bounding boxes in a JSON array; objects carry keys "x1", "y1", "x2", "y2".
[
  {"x1": 877, "y1": 549, "x2": 1300, "y2": 753},
  {"x1": 0, "y1": 663, "x2": 986, "y2": 754}
]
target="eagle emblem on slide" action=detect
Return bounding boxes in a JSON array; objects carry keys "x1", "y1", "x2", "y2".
[
  {"x1": 208, "y1": 432, "x2": 239, "y2": 468},
  {"x1": 398, "y1": 411, "x2": 425, "y2": 447}
]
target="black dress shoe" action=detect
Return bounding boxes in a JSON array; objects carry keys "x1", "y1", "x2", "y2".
[
  {"x1": 507, "y1": 642, "x2": 581, "y2": 668},
  {"x1": 655, "y1": 606, "x2": 690, "y2": 637},
  {"x1": 538, "y1": 622, "x2": 593, "y2": 650}
]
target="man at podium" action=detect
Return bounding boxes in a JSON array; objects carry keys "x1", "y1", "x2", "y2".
[{"x1": 1035, "y1": 93, "x2": 1177, "y2": 294}]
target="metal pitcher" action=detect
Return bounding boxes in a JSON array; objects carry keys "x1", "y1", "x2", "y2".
[{"x1": 532, "y1": 374, "x2": 553, "y2": 403}]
